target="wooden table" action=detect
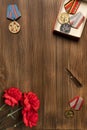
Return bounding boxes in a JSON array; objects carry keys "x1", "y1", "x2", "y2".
[{"x1": 0, "y1": 0, "x2": 87, "y2": 130}]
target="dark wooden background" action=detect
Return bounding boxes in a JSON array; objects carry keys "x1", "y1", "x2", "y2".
[{"x1": 0, "y1": 0, "x2": 87, "y2": 130}]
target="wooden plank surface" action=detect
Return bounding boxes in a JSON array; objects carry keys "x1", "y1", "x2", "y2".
[{"x1": 0, "y1": 0, "x2": 87, "y2": 130}]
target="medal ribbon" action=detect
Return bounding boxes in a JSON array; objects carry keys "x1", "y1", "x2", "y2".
[
  {"x1": 70, "y1": 12, "x2": 85, "y2": 28},
  {"x1": 7, "y1": 4, "x2": 21, "y2": 20},
  {"x1": 69, "y1": 96, "x2": 84, "y2": 110},
  {"x1": 64, "y1": 0, "x2": 81, "y2": 14},
  {"x1": 64, "y1": 0, "x2": 74, "y2": 12}
]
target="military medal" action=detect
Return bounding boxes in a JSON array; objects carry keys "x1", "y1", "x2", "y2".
[
  {"x1": 60, "y1": 23, "x2": 71, "y2": 33},
  {"x1": 64, "y1": 109, "x2": 74, "y2": 118},
  {"x1": 9, "y1": 21, "x2": 20, "y2": 34},
  {"x1": 58, "y1": 12, "x2": 70, "y2": 24},
  {"x1": 64, "y1": 96, "x2": 84, "y2": 118},
  {"x1": 7, "y1": 4, "x2": 21, "y2": 34}
]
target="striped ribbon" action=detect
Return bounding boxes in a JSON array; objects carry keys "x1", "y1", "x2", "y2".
[
  {"x1": 70, "y1": 12, "x2": 85, "y2": 28},
  {"x1": 69, "y1": 96, "x2": 84, "y2": 110},
  {"x1": 7, "y1": 4, "x2": 21, "y2": 20},
  {"x1": 64, "y1": 0, "x2": 81, "y2": 14}
]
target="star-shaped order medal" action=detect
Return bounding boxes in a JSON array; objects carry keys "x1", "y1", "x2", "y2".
[
  {"x1": 7, "y1": 4, "x2": 21, "y2": 34},
  {"x1": 64, "y1": 96, "x2": 84, "y2": 118}
]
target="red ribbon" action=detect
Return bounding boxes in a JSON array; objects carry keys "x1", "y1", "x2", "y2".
[
  {"x1": 64, "y1": 0, "x2": 80, "y2": 14},
  {"x1": 69, "y1": 96, "x2": 84, "y2": 110}
]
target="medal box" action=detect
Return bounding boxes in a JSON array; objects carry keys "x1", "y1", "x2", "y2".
[{"x1": 53, "y1": 0, "x2": 87, "y2": 38}]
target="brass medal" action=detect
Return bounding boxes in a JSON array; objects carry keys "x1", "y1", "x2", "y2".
[
  {"x1": 9, "y1": 21, "x2": 20, "y2": 34},
  {"x1": 58, "y1": 12, "x2": 69, "y2": 24},
  {"x1": 64, "y1": 109, "x2": 74, "y2": 118}
]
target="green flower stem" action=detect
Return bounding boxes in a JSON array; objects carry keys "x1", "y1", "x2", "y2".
[
  {"x1": 0, "y1": 107, "x2": 23, "y2": 124},
  {"x1": 0, "y1": 104, "x2": 6, "y2": 111},
  {"x1": 7, "y1": 107, "x2": 22, "y2": 117}
]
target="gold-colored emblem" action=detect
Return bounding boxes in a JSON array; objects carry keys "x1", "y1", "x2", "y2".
[
  {"x1": 58, "y1": 12, "x2": 69, "y2": 24},
  {"x1": 64, "y1": 109, "x2": 74, "y2": 118},
  {"x1": 9, "y1": 21, "x2": 20, "y2": 34}
]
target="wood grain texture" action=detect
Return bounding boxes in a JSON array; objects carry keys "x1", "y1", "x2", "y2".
[{"x1": 0, "y1": 0, "x2": 87, "y2": 130}]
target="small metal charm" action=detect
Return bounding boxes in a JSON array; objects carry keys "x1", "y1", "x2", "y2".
[
  {"x1": 60, "y1": 23, "x2": 71, "y2": 33},
  {"x1": 9, "y1": 21, "x2": 20, "y2": 34},
  {"x1": 64, "y1": 109, "x2": 74, "y2": 118},
  {"x1": 58, "y1": 12, "x2": 70, "y2": 24}
]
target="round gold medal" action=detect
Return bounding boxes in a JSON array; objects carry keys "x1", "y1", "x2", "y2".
[
  {"x1": 58, "y1": 12, "x2": 69, "y2": 24},
  {"x1": 9, "y1": 21, "x2": 20, "y2": 34},
  {"x1": 64, "y1": 109, "x2": 74, "y2": 118}
]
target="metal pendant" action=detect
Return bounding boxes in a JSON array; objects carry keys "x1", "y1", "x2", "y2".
[{"x1": 9, "y1": 21, "x2": 20, "y2": 34}]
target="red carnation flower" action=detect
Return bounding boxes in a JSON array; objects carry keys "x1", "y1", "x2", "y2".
[
  {"x1": 21, "y1": 92, "x2": 40, "y2": 111},
  {"x1": 3, "y1": 87, "x2": 22, "y2": 107},
  {"x1": 22, "y1": 109, "x2": 38, "y2": 127}
]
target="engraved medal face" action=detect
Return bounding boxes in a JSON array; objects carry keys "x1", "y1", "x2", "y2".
[
  {"x1": 64, "y1": 110, "x2": 74, "y2": 118},
  {"x1": 9, "y1": 21, "x2": 20, "y2": 34},
  {"x1": 60, "y1": 23, "x2": 71, "y2": 33},
  {"x1": 58, "y1": 12, "x2": 69, "y2": 24}
]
